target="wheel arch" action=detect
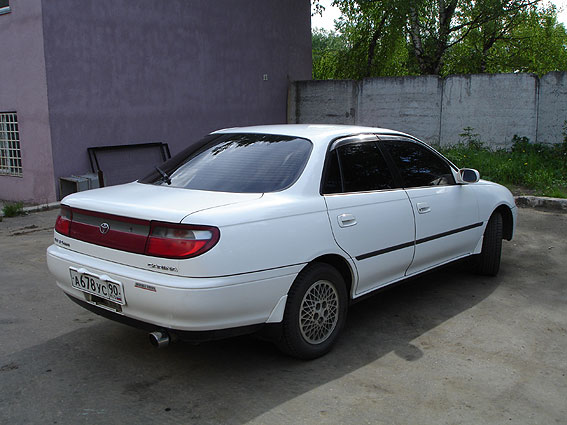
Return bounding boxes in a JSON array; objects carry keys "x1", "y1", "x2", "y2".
[
  {"x1": 279, "y1": 257, "x2": 351, "y2": 359},
  {"x1": 494, "y1": 204, "x2": 514, "y2": 241},
  {"x1": 305, "y1": 254, "x2": 355, "y2": 299}
]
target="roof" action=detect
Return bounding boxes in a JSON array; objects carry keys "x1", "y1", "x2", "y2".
[{"x1": 213, "y1": 124, "x2": 412, "y2": 143}]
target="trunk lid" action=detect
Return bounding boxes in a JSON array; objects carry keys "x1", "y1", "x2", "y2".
[{"x1": 63, "y1": 182, "x2": 262, "y2": 223}]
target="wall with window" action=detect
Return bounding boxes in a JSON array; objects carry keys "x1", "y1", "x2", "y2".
[
  {"x1": 0, "y1": 0, "x2": 56, "y2": 203},
  {"x1": 0, "y1": 112, "x2": 23, "y2": 177},
  {"x1": 42, "y1": 0, "x2": 312, "y2": 195}
]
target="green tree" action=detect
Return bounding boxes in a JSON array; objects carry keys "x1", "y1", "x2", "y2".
[
  {"x1": 312, "y1": 0, "x2": 567, "y2": 77},
  {"x1": 443, "y1": 3, "x2": 567, "y2": 75},
  {"x1": 331, "y1": 0, "x2": 410, "y2": 78},
  {"x1": 312, "y1": 29, "x2": 348, "y2": 80}
]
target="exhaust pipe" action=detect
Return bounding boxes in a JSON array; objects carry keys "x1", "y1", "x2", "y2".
[{"x1": 149, "y1": 330, "x2": 170, "y2": 348}]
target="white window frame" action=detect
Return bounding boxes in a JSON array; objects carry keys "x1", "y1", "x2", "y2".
[{"x1": 0, "y1": 112, "x2": 22, "y2": 177}]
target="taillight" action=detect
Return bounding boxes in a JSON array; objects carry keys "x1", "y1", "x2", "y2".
[
  {"x1": 54, "y1": 206, "x2": 72, "y2": 236},
  {"x1": 54, "y1": 206, "x2": 219, "y2": 260},
  {"x1": 145, "y1": 222, "x2": 220, "y2": 259}
]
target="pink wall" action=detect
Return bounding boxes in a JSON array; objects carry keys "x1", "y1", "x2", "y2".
[
  {"x1": 42, "y1": 0, "x2": 312, "y2": 194},
  {"x1": 0, "y1": 0, "x2": 56, "y2": 203},
  {"x1": 0, "y1": 0, "x2": 312, "y2": 203}
]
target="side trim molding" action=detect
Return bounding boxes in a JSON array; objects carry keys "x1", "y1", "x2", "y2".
[
  {"x1": 355, "y1": 222, "x2": 483, "y2": 261},
  {"x1": 356, "y1": 241, "x2": 414, "y2": 261}
]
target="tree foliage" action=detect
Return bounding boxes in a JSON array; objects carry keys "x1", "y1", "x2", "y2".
[
  {"x1": 444, "y1": 3, "x2": 567, "y2": 75},
  {"x1": 312, "y1": 29, "x2": 349, "y2": 80},
  {"x1": 312, "y1": 0, "x2": 567, "y2": 78}
]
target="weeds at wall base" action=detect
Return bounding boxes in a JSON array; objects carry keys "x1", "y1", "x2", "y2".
[
  {"x1": 2, "y1": 202, "x2": 25, "y2": 218},
  {"x1": 438, "y1": 135, "x2": 567, "y2": 199}
]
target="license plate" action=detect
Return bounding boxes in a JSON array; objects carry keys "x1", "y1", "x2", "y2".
[{"x1": 69, "y1": 268, "x2": 125, "y2": 305}]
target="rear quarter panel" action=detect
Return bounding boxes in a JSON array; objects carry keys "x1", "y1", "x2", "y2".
[{"x1": 178, "y1": 194, "x2": 345, "y2": 277}]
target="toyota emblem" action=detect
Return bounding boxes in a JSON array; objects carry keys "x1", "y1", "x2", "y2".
[{"x1": 99, "y1": 222, "x2": 110, "y2": 234}]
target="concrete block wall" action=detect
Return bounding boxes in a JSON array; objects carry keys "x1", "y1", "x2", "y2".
[
  {"x1": 537, "y1": 72, "x2": 567, "y2": 144},
  {"x1": 288, "y1": 80, "x2": 358, "y2": 125},
  {"x1": 289, "y1": 72, "x2": 567, "y2": 147},
  {"x1": 440, "y1": 74, "x2": 539, "y2": 147},
  {"x1": 358, "y1": 76, "x2": 443, "y2": 145}
]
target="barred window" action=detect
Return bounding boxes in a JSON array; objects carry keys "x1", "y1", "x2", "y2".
[{"x1": 0, "y1": 112, "x2": 22, "y2": 177}]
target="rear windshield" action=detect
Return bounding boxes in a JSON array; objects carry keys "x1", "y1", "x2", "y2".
[{"x1": 139, "y1": 133, "x2": 312, "y2": 193}]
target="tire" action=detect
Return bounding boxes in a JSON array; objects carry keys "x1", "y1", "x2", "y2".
[
  {"x1": 474, "y1": 212, "x2": 503, "y2": 276},
  {"x1": 278, "y1": 263, "x2": 348, "y2": 359}
]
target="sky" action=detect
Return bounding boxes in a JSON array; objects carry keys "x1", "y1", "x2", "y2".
[{"x1": 311, "y1": 0, "x2": 567, "y2": 31}]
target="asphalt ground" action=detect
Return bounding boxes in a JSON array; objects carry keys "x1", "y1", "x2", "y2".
[{"x1": 0, "y1": 207, "x2": 566, "y2": 424}]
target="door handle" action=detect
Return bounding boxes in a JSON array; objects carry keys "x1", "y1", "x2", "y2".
[
  {"x1": 417, "y1": 202, "x2": 431, "y2": 214},
  {"x1": 338, "y1": 213, "x2": 357, "y2": 227}
]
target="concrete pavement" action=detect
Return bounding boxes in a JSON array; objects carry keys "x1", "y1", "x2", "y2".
[{"x1": 0, "y1": 207, "x2": 566, "y2": 424}]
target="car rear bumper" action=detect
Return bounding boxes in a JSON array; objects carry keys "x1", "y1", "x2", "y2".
[
  {"x1": 66, "y1": 294, "x2": 269, "y2": 341},
  {"x1": 47, "y1": 244, "x2": 302, "y2": 331}
]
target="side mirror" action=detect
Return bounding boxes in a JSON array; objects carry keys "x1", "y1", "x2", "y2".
[{"x1": 458, "y1": 168, "x2": 480, "y2": 184}]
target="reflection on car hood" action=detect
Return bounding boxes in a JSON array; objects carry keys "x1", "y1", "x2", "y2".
[{"x1": 61, "y1": 182, "x2": 263, "y2": 223}]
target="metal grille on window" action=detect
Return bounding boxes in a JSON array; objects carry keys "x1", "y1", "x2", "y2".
[{"x1": 0, "y1": 112, "x2": 22, "y2": 177}]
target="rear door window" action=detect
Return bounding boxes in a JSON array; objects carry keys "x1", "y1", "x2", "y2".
[{"x1": 322, "y1": 142, "x2": 396, "y2": 194}]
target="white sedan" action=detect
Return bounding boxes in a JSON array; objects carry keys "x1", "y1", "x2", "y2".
[{"x1": 47, "y1": 125, "x2": 516, "y2": 359}]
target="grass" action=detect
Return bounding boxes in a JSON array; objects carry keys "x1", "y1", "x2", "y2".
[
  {"x1": 437, "y1": 135, "x2": 567, "y2": 199},
  {"x1": 2, "y1": 202, "x2": 25, "y2": 217}
]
